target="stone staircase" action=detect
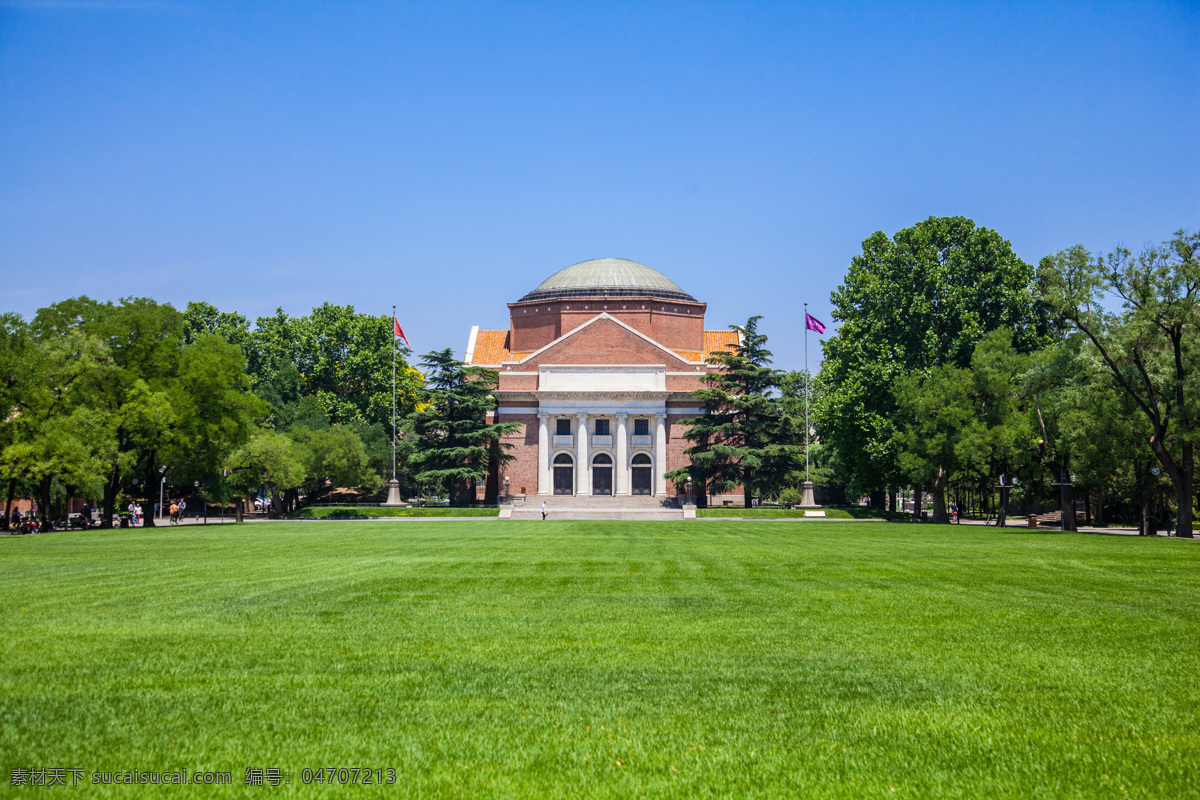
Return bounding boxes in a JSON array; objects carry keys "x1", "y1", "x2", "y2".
[{"x1": 507, "y1": 494, "x2": 685, "y2": 521}]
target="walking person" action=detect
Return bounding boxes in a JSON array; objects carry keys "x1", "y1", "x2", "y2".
[
  {"x1": 178, "y1": 498, "x2": 187, "y2": 521},
  {"x1": 541, "y1": 501, "x2": 547, "y2": 521},
  {"x1": 169, "y1": 501, "x2": 179, "y2": 525}
]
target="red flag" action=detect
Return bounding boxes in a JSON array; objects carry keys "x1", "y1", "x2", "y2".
[{"x1": 393, "y1": 317, "x2": 411, "y2": 349}]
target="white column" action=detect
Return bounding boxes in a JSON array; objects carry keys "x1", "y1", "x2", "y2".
[
  {"x1": 537, "y1": 413, "x2": 549, "y2": 495},
  {"x1": 615, "y1": 413, "x2": 629, "y2": 495},
  {"x1": 576, "y1": 413, "x2": 589, "y2": 496},
  {"x1": 655, "y1": 413, "x2": 668, "y2": 496}
]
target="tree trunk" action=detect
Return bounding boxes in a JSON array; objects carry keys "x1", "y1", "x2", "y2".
[
  {"x1": 38, "y1": 476, "x2": 53, "y2": 532},
  {"x1": 235, "y1": 498, "x2": 244, "y2": 523},
  {"x1": 1172, "y1": 443, "x2": 1194, "y2": 537},
  {"x1": 911, "y1": 485, "x2": 923, "y2": 521},
  {"x1": 997, "y1": 486, "x2": 1008, "y2": 528},
  {"x1": 101, "y1": 470, "x2": 119, "y2": 529},
  {"x1": 3, "y1": 478, "x2": 14, "y2": 530},
  {"x1": 1096, "y1": 487, "x2": 1104, "y2": 526},
  {"x1": 932, "y1": 467, "x2": 948, "y2": 524},
  {"x1": 1136, "y1": 461, "x2": 1154, "y2": 535},
  {"x1": 1062, "y1": 476, "x2": 1076, "y2": 532},
  {"x1": 888, "y1": 491, "x2": 896, "y2": 513}
]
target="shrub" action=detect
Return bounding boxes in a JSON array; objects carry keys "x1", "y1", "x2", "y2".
[{"x1": 779, "y1": 487, "x2": 800, "y2": 507}]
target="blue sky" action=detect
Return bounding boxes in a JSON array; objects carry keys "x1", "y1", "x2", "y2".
[{"x1": 1, "y1": 0, "x2": 1196, "y2": 371}]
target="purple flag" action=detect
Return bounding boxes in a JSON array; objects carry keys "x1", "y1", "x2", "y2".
[{"x1": 805, "y1": 312, "x2": 826, "y2": 334}]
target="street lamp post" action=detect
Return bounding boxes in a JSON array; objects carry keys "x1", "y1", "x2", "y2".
[
  {"x1": 194, "y1": 480, "x2": 205, "y2": 525},
  {"x1": 158, "y1": 467, "x2": 166, "y2": 520},
  {"x1": 1051, "y1": 466, "x2": 1075, "y2": 531}
]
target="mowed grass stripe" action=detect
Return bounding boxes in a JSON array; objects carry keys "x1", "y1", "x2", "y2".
[{"x1": 1, "y1": 522, "x2": 1197, "y2": 799}]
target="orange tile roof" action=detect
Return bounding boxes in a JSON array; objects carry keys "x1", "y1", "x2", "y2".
[
  {"x1": 703, "y1": 330, "x2": 740, "y2": 360},
  {"x1": 672, "y1": 349, "x2": 703, "y2": 362},
  {"x1": 469, "y1": 330, "x2": 511, "y2": 365}
]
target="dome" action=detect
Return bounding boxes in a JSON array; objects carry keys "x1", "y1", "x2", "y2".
[{"x1": 519, "y1": 258, "x2": 696, "y2": 303}]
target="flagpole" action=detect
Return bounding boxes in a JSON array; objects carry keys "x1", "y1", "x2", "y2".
[
  {"x1": 391, "y1": 305, "x2": 397, "y2": 482},
  {"x1": 801, "y1": 304, "x2": 811, "y2": 482}
]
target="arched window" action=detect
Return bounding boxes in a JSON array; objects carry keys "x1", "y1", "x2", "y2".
[
  {"x1": 592, "y1": 453, "x2": 612, "y2": 465},
  {"x1": 554, "y1": 453, "x2": 573, "y2": 465},
  {"x1": 631, "y1": 453, "x2": 651, "y2": 465}
]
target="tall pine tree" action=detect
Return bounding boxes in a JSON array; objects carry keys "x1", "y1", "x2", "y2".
[
  {"x1": 408, "y1": 349, "x2": 519, "y2": 505},
  {"x1": 667, "y1": 317, "x2": 803, "y2": 507}
]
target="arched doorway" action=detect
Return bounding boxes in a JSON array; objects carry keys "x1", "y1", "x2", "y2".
[
  {"x1": 592, "y1": 453, "x2": 613, "y2": 496},
  {"x1": 553, "y1": 453, "x2": 574, "y2": 495},
  {"x1": 631, "y1": 453, "x2": 652, "y2": 495}
]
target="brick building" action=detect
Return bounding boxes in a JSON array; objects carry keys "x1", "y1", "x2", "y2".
[{"x1": 466, "y1": 258, "x2": 737, "y2": 502}]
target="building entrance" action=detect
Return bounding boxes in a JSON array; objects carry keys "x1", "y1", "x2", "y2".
[
  {"x1": 592, "y1": 453, "x2": 613, "y2": 495},
  {"x1": 631, "y1": 453, "x2": 652, "y2": 495},
  {"x1": 553, "y1": 453, "x2": 574, "y2": 495}
]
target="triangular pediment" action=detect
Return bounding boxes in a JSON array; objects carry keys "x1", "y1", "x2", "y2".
[{"x1": 510, "y1": 313, "x2": 700, "y2": 368}]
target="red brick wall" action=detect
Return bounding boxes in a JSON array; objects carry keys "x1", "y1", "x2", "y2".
[
  {"x1": 497, "y1": 372, "x2": 538, "y2": 391},
  {"x1": 495, "y1": 412, "x2": 539, "y2": 497},
  {"x1": 521, "y1": 317, "x2": 695, "y2": 371},
  {"x1": 507, "y1": 299, "x2": 707, "y2": 353},
  {"x1": 509, "y1": 304, "x2": 562, "y2": 352}
]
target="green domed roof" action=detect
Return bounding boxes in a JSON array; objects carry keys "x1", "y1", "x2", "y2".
[{"x1": 520, "y1": 258, "x2": 696, "y2": 303}]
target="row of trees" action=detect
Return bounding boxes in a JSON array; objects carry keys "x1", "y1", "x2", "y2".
[
  {"x1": 0, "y1": 299, "x2": 515, "y2": 528},
  {"x1": 812, "y1": 217, "x2": 1197, "y2": 537},
  {"x1": 5, "y1": 219, "x2": 1190, "y2": 533}
]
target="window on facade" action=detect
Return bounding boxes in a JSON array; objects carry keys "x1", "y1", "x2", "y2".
[
  {"x1": 556, "y1": 418, "x2": 571, "y2": 436},
  {"x1": 633, "y1": 418, "x2": 649, "y2": 436},
  {"x1": 595, "y1": 418, "x2": 610, "y2": 436}
]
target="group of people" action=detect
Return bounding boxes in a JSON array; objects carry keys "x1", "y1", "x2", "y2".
[{"x1": 125, "y1": 502, "x2": 145, "y2": 525}]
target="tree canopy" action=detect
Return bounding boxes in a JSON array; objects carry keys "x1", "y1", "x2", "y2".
[{"x1": 817, "y1": 216, "x2": 1046, "y2": 501}]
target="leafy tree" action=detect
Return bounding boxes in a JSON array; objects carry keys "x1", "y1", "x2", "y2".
[
  {"x1": 817, "y1": 216, "x2": 1046, "y2": 504},
  {"x1": 23, "y1": 298, "x2": 262, "y2": 527},
  {"x1": 667, "y1": 316, "x2": 803, "y2": 508},
  {"x1": 225, "y1": 429, "x2": 306, "y2": 517},
  {"x1": 408, "y1": 349, "x2": 519, "y2": 505},
  {"x1": 1039, "y1": 231, "x2": 1199, "y2": 537},
  {"x1": 294, "y1": 424, "x2": 382, "y2": 501},
  {"x1": 894, "y1": 329, "x2": 1036, "y2": 523},
  {"x1": 246, "y1": 303, "x2": 422, "y2": 429},
  {"x1": 166, "y1": 334, "x2": 266, "y2": 496},
  {"x1": 182, "y1": 301, "x2": 251, "y2": 347},
  {"x1": 0, "y1": 329, "x2": 115, "y2": 529},
  {"x1": 1033, "y1": 339, "x2": 1156, "y2": 532},
  {"x1": 0, "y1": 314, "x2": 30, "y2": 527}
]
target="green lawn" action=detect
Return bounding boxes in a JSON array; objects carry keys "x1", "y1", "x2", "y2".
[
  {"x1": 290, "y1": 506, "x2": 498, "y2": 518},
  {"x1": 696, "y1": 507, "x2": 905, "y2": 519},
  {"x1": 1, "y1": 523, "x2": 1197, "y2": 799}
]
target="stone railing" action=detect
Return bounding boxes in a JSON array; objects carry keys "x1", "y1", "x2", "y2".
[
  {"x1": 631, "y1": 435, "x2": 653, "y2": 448},
  {"x1": 553, "y1": 435, "x2": 574, "y2": 447}
]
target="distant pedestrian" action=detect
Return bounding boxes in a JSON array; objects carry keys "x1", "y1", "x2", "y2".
[
  {"x1": 169, "y1": 501, "x2": 179, "y2": 525},
  {"x1": 178, "y1": 499, "x2": 187, "y2": 520},
  {"x1": 541, "y1": 501, "x2": 547, "y2": 521}
]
